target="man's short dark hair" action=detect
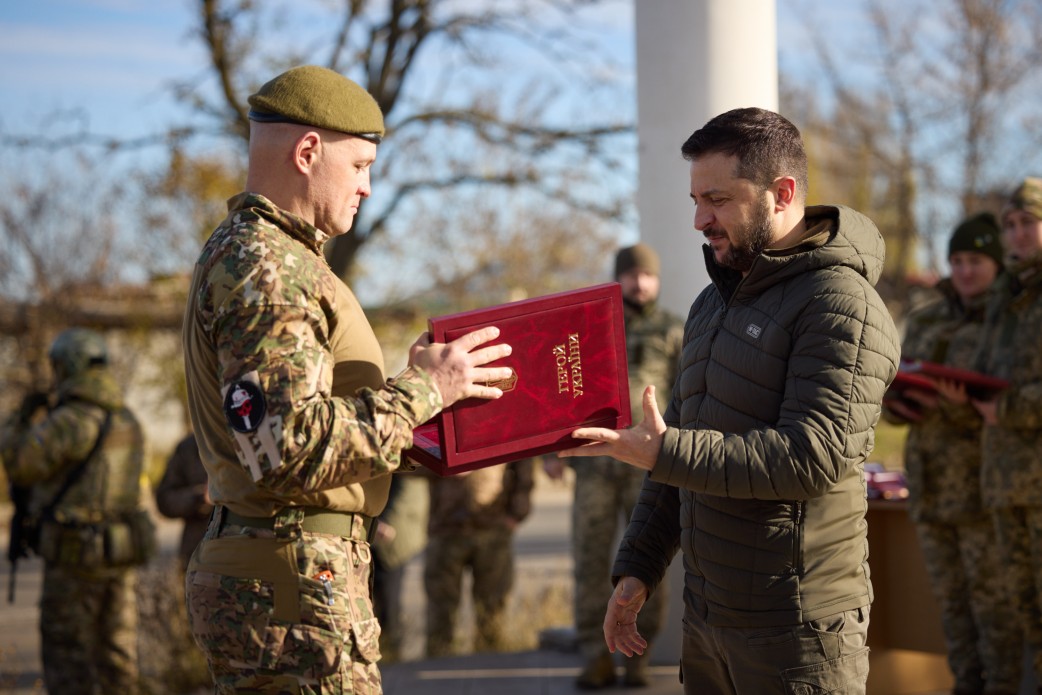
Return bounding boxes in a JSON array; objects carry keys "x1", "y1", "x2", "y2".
[{"x1": 681, "y1": 107, "x2": 808, "y2": 202}]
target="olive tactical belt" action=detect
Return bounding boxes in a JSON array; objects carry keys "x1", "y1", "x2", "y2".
[{"x1": 222, "y1": 507, "x2": 373, "y2": 540}]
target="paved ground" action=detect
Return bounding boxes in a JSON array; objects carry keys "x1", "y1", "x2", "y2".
[
  {"x1": 0, "y1": 475, "x2": 1017, "y2": 695},
  {"x1": 381, "y1": 649, "x2": 682, "y2": 695},
  {"x1": 0, "y1": 477, "x2": 688, "y2": 694}
]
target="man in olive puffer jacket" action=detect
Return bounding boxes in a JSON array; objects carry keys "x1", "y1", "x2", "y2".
[{"x1": 561, "y1": 107, "x2": 901, "y2": 694}]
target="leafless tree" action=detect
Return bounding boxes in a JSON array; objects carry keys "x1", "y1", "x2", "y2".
[
  {"x1": 178, "y1": 0, "x2": 635, "y2": 283},
  {"x1": 787, "y1": 0, "x2": 1042, "y2": 306}
]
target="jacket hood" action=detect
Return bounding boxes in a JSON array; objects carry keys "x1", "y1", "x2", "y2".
[
  {"x1": 706, "y1": 205, "x2": 887, "y2": 298},
  {"x1": 57, "y1": 368, "x2": 124, "y2": 411}
]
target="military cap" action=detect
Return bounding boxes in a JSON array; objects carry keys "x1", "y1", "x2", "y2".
[
  {"x1": 1003, "y1": 176, "x2": 1042, "y2": 223},
  {"x1": 615, "y1": 242, "x2": 661, "y2": 278},
  {"x1": 248, "y1": 65, "x2": 385, "y2": 143},
  {"x1": 948, "y1": 211, "x2": 1003, "y2": 267}
]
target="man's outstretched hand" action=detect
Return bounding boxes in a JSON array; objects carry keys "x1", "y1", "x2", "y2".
[{"x1": 558, "y1": 385, "x2": 666, "y2": 471}]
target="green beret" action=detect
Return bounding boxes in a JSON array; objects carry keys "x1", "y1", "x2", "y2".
[
  {"x1": 1003, "y1": 176, "x2": 1042, "y2": 223},
  {"x1": 248, "y1": 65, "x2": 385, "y2": 143},
  {"x1": 948, "y1": 212, "x2": 1003, "y2": 267},
  {"x1": 615, "y1": 243, "x2": 661, "y2": 278}
]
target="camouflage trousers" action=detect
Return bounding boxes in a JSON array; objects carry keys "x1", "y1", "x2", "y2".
[
  {"x1": 993, "y1": 505, "x2": 1042, "y2": 682},
  {"x1": 40, "y1": 563, "x2": 140, "y2": 695},
  {"x1": 424, "y1": 525, "x2": 514, "y2": 657},
  {"x1": 915, "y1": 518, "x2": 1023, "y2": 692},
  {"x1": 186, "y1": 512, "x2": 382, "y2": 694},
  {"x1": 572, "y1": 458, "x2": 666, "y2": 659}
]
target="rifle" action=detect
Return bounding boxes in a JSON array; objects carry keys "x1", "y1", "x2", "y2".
[
  {"x1": 6, "y1": 391, "x2": 49, "y2": 603},
  {"x1": 7, "y1": 484, "x2": 37, "y2": 603}
]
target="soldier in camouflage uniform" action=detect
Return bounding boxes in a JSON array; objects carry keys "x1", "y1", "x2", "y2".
[
  {"x1": 371, "y1": 472, "x2": 429, "y2": 662},
  {"x1": 545, "y1": 243, "x2": 683, "y2": 688},
  {"x1": 883, "y1": 213, "x2": 1022, "y2": 695},
  {"x1": 1, "y1": 328, "x2": 152, "y2": 695},
  {"x1": 970, "y1": 177, "x2": 1042, "y2": 691},
  {"x1": 155, "y1": 431, "x2": 213, "y2": 570},
  {"x1": 181, "y1": 65, "x2": 512, "y2": 695},
  {"x1": 423, "y1": 459, "x2": 534, "y2": 657}
]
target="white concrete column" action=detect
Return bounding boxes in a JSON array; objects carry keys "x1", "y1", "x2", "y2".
[
  {"x1": 634, "y1": 0, "x2": 778, "y2": 667},
  {"x1": 635, "y1": 0, "x2": 778, "y2": 317}
]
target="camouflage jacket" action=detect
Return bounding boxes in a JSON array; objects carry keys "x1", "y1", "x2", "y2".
[
  {"x1": 426, "y1": 459, "x2": 535, "y2": 535},
  {"x1": 182, "y1": 192, "x2": 442, "y2": 518},
  {"x1": 885, "y1": 279, "x2": 989, "y2": 522},
  {"x1": 573, "y1": 300, "x2": 683, "y2": 478},
  {"x1": 623, "y1": 300, "x2": 684, "y2": 423},
  {"x1": 0, "y1": 368, "x2": 145, "y2": 525},
  {"x1": 975, "y1": 253, "x2": 1042, "y2": 509}
]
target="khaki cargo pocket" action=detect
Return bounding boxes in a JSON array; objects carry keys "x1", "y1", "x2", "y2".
[
  {"x1": 781, "y1": 647, "x2": 870, "y2": 695},
  {"x1": 187, "y1": 570, "x2": 342, "y2": 680},
  {"x1": 350, "y1": 617, "x2": 382, "y2": 664}
]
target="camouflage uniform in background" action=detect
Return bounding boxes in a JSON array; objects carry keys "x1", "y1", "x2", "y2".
[
  {"x1": 372, "y1": 473, "x2": 429, "y2": 662},
  {"x1": 183, "y1": 193, "x2": 442, "y2": 695},
  {"x1": 975, "y1": 247, "x2": 1042, "y2": 686},
  {"x1": 155, "y1": 432, "x2": 213, "y2": 570},
  {"x1": 423, "y1": 459, "x2": 534, "y2": 657},
  {"x1": 883, "y1": 279, "x2": 1022, "y2": 694},
  {"x1": 571, "y1": 301, "x2": 682, "y2": 670},
  {"x1": 0, "y1": 333, "x2": 150, "y2": 695}
]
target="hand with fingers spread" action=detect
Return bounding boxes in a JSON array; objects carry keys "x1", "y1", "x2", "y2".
[
  {"x1": 932, "y1": 377, "x2": 967, "y2": 405},
  {"x1": 558, "y1": 385, "x2": 666, "y2": 471},
  {"x1": 408, "y1": 326, "x2": 513, "y2": 408},
  {"x1": 603, "y1": 577, "x2": 649, "y2": 657}
]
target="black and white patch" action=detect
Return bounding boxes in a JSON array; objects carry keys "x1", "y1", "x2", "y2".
[{"x1": 223, "y1": 379, "x2": 266, "y2": 433}]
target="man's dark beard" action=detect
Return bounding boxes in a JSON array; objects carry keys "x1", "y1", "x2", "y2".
[
  {"x1": 622, "y1": 294, "x2": 649, "y2": 313},
  {"x1": 719, "y1": 197, "x2": 774, "y2": 273}
]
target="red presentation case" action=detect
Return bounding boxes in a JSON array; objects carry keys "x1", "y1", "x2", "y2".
[
  {"x1": 407, "y1": 283, "x2": 632, "y2": 476},
  {"x1": 887, "y1": 359, "x2": 1009, "y2": 401}
]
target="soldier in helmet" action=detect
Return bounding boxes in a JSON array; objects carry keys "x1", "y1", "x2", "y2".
[
  {"x1": 182, "y1": 65, "x2": 511, "y2": 693},
  {"x1": 1, "y1": 327, "x2": 152, "y2": 695}
]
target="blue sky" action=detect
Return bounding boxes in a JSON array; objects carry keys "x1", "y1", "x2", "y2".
[
  {"x1": 0, "y1": 0, "x2": 864, "y2": 143},
  {"x1": 2, "y1": 1, "x2": 202, "y2": 141}
]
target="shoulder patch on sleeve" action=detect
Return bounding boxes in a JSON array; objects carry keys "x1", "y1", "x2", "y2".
[{"x1": 223, "y1": 379, "x2": 267, "y2": 433}]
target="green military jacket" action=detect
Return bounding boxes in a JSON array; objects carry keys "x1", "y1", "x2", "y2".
[
  {"x1": 614, "y1": 205, "x2": 901, "y2": 629},
  {"x1": 183, "y1": 193, "x2": 442, "y2": 519},
  {"x1": 886, "y1": 279, "x2": 989, "y2": 523},
  {"x1": 623, "y1": 301, "x2": 684, "y2": 422},
  {"x1": 1, "y1": 368, "x2": 144, "y2": 524},
  {"x1": 975, "y1": 253, "x2": 1042, "y2": 509}
]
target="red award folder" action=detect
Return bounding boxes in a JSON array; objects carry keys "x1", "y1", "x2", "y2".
[
  {"x1": 407, "y1": 283, "x2": 632, "y2": 475},
  {"x1": 888, "y1": 359, "x2": 1009, "y2": 400}
]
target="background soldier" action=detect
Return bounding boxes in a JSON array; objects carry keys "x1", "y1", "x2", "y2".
[
  {"x1": 1, "y1": 327, "x2": 152, "y2": 695},
  {"x1": 372, "y1": 472, "x2": 430, "y2": 662},
  {"x1": 884, "y1": 213, "x2": 1022, "y2": 695},
  {"x1": 545, "y1": 243, "x2": 683, "y2": 688},
  {"x1": 971, "y1": 176, "x2": 1042, "y2": 689},
  {"x1": 423, "y1": 459, "x2": 534, "y2": 657},
  {"x1": 155, "y1": 431, "x2": 213, "y2": 571}
]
